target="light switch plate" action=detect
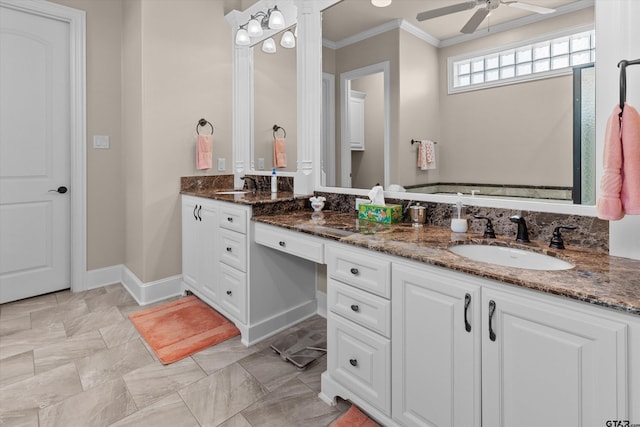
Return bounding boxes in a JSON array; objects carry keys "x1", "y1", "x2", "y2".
[
  {"x1": 258, "y1": 158, "x2": 265, "y2": 170},
  {"x1": 93, "y1": 135, "x2": 110, "y2": 149},
  {"x1": 217, "y1": 158, "x2": 226, "y2": 171}
]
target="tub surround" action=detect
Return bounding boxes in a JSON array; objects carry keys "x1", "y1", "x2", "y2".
[{"x1": 252, "y1": 210, "x2": 640, "y2": 316}]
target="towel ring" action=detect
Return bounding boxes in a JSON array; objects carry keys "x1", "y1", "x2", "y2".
[
  {"x1": 196, "y1": 118, "x2": 214, "y2": 135},
  {"x1": 273, "y1": 124, "x2": 286, "y2": 139}
]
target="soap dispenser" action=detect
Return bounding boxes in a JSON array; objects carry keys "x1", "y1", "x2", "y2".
[{"x1": 271, "y1": 168, "x2": 278, "y2": 193}]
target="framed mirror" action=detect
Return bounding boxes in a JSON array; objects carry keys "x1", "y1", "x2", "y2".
[{"x1": 316, "y1": 0, "x2": 597, "y2": 213}]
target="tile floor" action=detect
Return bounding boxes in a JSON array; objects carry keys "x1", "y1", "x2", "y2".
[{"x1": 0, "y1": 284, "x2": 349, "y2": 427}]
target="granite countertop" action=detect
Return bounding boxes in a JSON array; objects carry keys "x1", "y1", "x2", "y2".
[
  {"x1": 252, "y1": 210, "x2": 640, "y2": 316},
  {"x1": 181, "y1": 188, "x2": 307, "y2": 205}
]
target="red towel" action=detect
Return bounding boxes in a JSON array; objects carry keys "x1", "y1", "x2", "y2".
[
  {"x1": 274, "y1": 137, "x2": 287, "y2": 168},
  {"x1": 621, "y1": 103, "x2": 640, "y2": 214},
  {"x1": 597, "y1": 105, "x2": 624, "y2": 220},
  {"x1": 196, "y1": 135, "x2": 212, "y2": 170}
]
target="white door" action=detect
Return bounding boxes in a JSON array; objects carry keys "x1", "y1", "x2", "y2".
[{"x1": 0, "y1": 4, "x2": 71, "y2": 303}]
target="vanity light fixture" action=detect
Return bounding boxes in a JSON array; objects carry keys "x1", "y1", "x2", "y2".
[
  {"x1": 280, "y1": 30, "x2": 295, "y2": 48},
  {"x1": 262, "y1": 37, "x2": 277, "y2": 53},
  {"x1": 371, "y1": 0, "x2": 392, "y2": 7},
  {"x1": 235, "y1": 5, "x2": 286, "y2": 46}
]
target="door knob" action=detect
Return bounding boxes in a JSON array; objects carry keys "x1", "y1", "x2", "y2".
[{"x1": 48, "y1": 186, "x2": 68, "y2": 194}]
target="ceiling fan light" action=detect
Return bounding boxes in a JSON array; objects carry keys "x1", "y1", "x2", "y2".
[
  {"x1": 247, "y1": 18, "x2": 263, "y2": 37},
  {"x1": 262, "y1": 38, "x2": 277, "y2": 53},
  {"x1": 371, "y1": 0, "x2": 392, "y2": 7},
  {"x1": 280, "y1": 31, "x2": 295, "y2": 48},
  {"x1": 268, "y1": 8, "x2": 285, "y2": 29},
  {"x1": 235, "y1": 28, "x2": 250, "y2": 46}
]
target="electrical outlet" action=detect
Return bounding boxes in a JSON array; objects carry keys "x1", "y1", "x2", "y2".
[
  {"x1": 258, "y1": 158, "x2": 265, "y2": 170},
  {"x1": 217, "y1": 158, "x2": 226, "y2": 171},
  {"x1": 93, "y1": 135, "x2": 110, "y2": 149},
  {"x1": 355, "y1": 198, "x2": 370, "y2": 210}
]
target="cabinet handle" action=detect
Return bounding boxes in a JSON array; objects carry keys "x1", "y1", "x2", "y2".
[
  {"x1": 226, "y1": 290, "x2": 232, "y2": 296},
  {"x1": 488, "y1": 300, "x2": 496, "y2": 342},
  {"x1": 227, "y1": 217, "x2": 233, "y2": 223},
  {"x1": 193, "y1": 205, "x2": 198, "y2": 220},
  {"x1": 197, "y1": 205, "x2": 202, "y2": 221},
  {"x1": 226, "y1": 247, "x2": 232, "y2": 252},
  {"x1": 350, "y1": 267, "x2": 359, "y2": 275},
  {"x1": 350, "y1": 304, "x2": 359, "y2": 312},
  {"x1": 279, "y1": 241, "x2": 286, "y2": 247},
  {"x1": 349, "y1": 358, "x2": 358, "y2": 367},
  {"x1": 464, "y1": 293, "x2": 472, "y2": 333}
]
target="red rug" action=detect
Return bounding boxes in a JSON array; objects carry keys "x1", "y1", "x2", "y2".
[
  {"x1": 129, "y1": 295, "x2": 240, "y2": 364},
  {"x1": 331, "y1": 405, "x2": 381, "y2": 427}
]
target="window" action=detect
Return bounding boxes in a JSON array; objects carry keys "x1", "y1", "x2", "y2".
[{"x1": 449, "y1": 29, "x2": 595, "y2": 93}]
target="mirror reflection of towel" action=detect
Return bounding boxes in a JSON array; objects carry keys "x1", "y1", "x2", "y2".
[
  {"x1": 274, "y1": 137, "x2": 287, "y2": 168},
  {"x1": 196, "y1": 135, "x2": 212, "y2": 170},
  {"x1": 417, "y1": 140, "x2": 436, "y2": 170}
]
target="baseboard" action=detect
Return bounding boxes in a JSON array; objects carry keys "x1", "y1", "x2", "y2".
[
  {"x1": 86, "y1": 264, "x2": 183, "y2": 305},
  {"x1": 242, "y1": 298, "x2": 318, "y2": 346},
  {"x1": 86, "y1": 265, "x2": 123, "y2": 290},
  {"x1": 316, "y1": 290, "x2": 327, "y2": 318}
]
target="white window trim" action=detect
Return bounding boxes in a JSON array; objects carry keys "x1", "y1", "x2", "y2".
[{"x1": 448, "y1": 24, "x2": 594, "y2": 94}]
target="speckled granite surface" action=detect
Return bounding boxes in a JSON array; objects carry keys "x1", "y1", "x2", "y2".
[{"x1": 252, "y1": 210, "x2": 640, "y2": 316}]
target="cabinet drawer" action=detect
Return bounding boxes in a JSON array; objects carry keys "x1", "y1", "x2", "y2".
[
  {"x1": 328, "y1": 314, "x2": 390, "y2": 415},
  {"x1": 327, "y1": 245, "x2": 390, "y2": 298},
  {"x1": 219, "y1": 205, "x2": 248, "y2": 234},
  {"x1": 219, "y1": 228, "x2": 247, "y2": 272},
  {"x1": 219, "y1": 263, "x2": 247, "y2": 323},
  {"x1": 328, "y1": 280, "x2": 391, "y2": 338},
  {"x1": 254, "y1": 222, "x2": 324, "y2": 263}
]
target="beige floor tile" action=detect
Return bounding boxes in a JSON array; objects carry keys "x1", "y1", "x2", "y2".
[
  {"x1": 0, "y1": 322, "x2": 67, "y2": 361},
  {"x1": 0, "y1": 363, "x2": 82, "y2": 415},
  {"x1": 191, "y1": 335, "x2": 260, "y2": 375},
  {"x1": 123, "y1": 357, "x2": 206, "y2": 408},
  {"x1": 0, "y1": 293, "x2": 58, "y2": 320},
  {"x1": 33, "y1": 330, "x2": 107, "y2": 374},
  {"x1": 85, "y1": 287, "x2": 136, "y2": 313},
  {"x1": 109, "y1": 393, "x2": 199, "y2": 427},
  {"x1": 296, "y1": 355, "x2": 327, "y2": 393},
  {"x1": 30, "y1": 299, "x2": 90, "y2": 329},
  {"x1": 0, "y1": 351, "x2": 34, "y2": 387},
  {"x1": 0, "y1": 314, "x2": 31, "y2": 337},
  {"x1": 54, "y1": 287, "x2": 105, "y2": 305},
  {"x1": 63, "y1": 306, "x2": 123, "y2": 337},
  {"x1": 76, "y1": 338, "x2": 155, "y2": 390},
  {"x1": 218, "y1": 413, "x2": 253, "y2": 427},
  {"x1": 99, "y1": 319, "x2": 140, "y2": 349},
  {"x1": 0, "y1": 409, "x2": 39, "y2": 427},
  {"x1": 179, "y1": 362, "x2": 268, "y2": 426},
  {"x1": 39, "y1": 378, "x2": 136, "y2": 427},
  {"x1": 238, "y1": 346, "x2": 303, "y2": 392}
]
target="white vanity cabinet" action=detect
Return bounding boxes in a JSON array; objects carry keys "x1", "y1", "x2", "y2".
[{"x1": 181, "y1": 196, "x2": 317, "y2": 346}]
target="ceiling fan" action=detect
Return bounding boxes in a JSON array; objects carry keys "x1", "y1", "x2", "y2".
[{"x1": 416, "y1": 0, "x2": 556, "y2": 34}]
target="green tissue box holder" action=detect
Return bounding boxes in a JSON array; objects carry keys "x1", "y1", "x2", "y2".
[{"x1": 358, "y1": 203, "x2": 402, "y2": 224}]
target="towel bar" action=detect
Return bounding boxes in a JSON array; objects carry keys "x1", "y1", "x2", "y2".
[{"x1": 411, "y1": 139, "x2": 437, "y2": 145}]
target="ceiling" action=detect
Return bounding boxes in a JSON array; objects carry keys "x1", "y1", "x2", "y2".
[{"x1": 322, "y1": 0, "x2": 585, "y2": 43}]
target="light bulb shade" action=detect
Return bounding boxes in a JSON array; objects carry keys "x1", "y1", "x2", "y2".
[
  {"x1": 247, "y1": 18, "x2": 263, "y2": 37},
  {"x1": 280, "y1": 31, "x2": 295, "y2": 48},
  {"x1": 371, "y1": 0, "x2": 392, "y2": 6},
  {"x1": 235, "y1": 28, "x2": 250, "y2": 46},
  {"x1": 268, "y1": 9, "x2": 285, "y2": 29},
  {"x1": 294, "y1": 25, "x2": 298, "y2": 38},
  {"x1": 262, "y1": 38, "x2": 276, "y2": 53}
]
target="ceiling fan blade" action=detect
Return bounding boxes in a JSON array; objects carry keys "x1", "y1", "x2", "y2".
[
  {"x1": 506, "y1": 1, "x2": 556, "y2": 14},
  {"x1": 460, "y1": 7, "x2": 490, "y2": 33},
  {"x1": 416, "y1": 1, "x2": 478, "y2": 21}
]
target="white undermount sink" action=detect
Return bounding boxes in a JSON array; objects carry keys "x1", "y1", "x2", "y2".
[
  {"x1": 449, "y1": 244, "x2": 574, "y2": 271},
  {"x1": 215, "y1": 191, "x2": 249, "y2": 195}
]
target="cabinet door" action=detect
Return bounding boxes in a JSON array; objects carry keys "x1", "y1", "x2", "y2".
[
  {"x1": 197, "y1": 202, "x2": 218, "y2": 302},
  {"x1": 392, "y1": 263, "x2": 481, "y2": 427},
  {"x1": 181, "y1": 198, "x2": 199, "y2": 287},
  {"x1": 482, "y1": 288, "x2": 628, "y2": 427}
]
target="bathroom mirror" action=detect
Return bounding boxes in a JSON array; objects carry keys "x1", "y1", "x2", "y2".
[{"x1": 320, "y1": 0, "x2": 596, "y2": 205}]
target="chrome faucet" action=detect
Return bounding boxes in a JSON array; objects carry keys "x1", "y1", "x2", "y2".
[
  {"x1": 240, "y1": 176, "x2": 257, "y2": 192},
  {"x1": 509, "y1": 214, "x2": 530, "y2": 243}
]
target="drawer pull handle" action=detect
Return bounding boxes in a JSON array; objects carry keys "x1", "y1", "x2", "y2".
[
  {"x1": 226, "y1": 290, "x2": 232, "y2": 296},
  {"x1": 464, "y1": 293, "x2": 472, "y2": 333},
  {"x1": 197, "y1": 205, "x2": 202, "y2": 221},
  {"x1": 350, "y1": 268, "x2": 359, "y2": 275},
  {"x1": 279, "y1": 241, "x2": 286, "y2": 247},
  {"x1": 226, "y1": 247, "x2": 232, "y2": 252},
  {"x1": 193, "y1": 205, "x2": 198, "y2": 220},
  {"x1": 488, "y1": 300, "x2": 497, "y2": 342},
  {"x1": 349, "y1": 358, "x2": 358, "y2": 367},
  {"x1": 350, "y1": 304, "x2": 359, "y2": 312},
  {"x1": 227, "y1": 217, "x2": 233, "y2": 222}
]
